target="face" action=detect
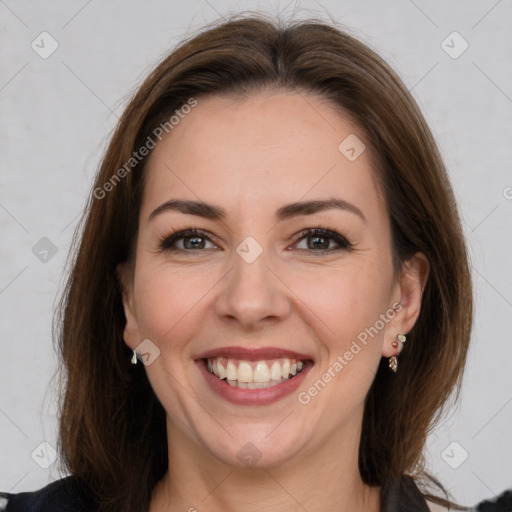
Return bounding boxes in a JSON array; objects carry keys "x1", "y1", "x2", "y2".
[{"x1": 120, "y1": 91, "x2": 425, "y2": 470}]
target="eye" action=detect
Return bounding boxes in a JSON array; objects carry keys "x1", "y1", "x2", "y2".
[
  {"x1": 292, "y1": 227, "x2": 352, "y2": 253},
  {"x1": 157, "y1": 226, "x2": 351, "y2": 254},
  {"x1": 159, "y1": 228, "x2": 218, "y2": 251}
]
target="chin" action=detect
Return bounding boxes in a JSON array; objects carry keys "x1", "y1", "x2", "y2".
[{"x1": 202, "y1": 425, "x2": 306, "y2": 470}]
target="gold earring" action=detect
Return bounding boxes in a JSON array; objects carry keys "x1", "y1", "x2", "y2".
[
  {"x1": 131, "y1": 350, "x2": 138, "y2": 364},
  {"x1": 389, "y1": 334, "x2": 406, "y2": 373}
]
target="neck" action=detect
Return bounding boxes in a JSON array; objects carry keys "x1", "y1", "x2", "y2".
[{"x1": 150, "y1": 420, "x2": 380, "y2": 512}]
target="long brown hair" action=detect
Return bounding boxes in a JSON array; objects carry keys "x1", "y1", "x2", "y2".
[{"x1": 55, "y1": 13, "x2": 472, "y2": 511}]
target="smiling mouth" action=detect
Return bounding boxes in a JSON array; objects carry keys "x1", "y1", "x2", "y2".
[{"x1": 204, "y1": 357, "x2": 307, "y2": 389}]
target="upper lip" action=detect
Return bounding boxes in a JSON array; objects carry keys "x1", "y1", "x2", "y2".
[{"x1": 196, "y1": 346, "x2": 314, "y2": 361}]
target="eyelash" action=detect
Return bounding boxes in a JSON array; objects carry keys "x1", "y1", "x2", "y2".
[
  {"x1": 293, "y1": 227, "x2": 353, "y2": 253},
  {"x1": 158, "y1": 226, "x2": 352, "y2": 255}
]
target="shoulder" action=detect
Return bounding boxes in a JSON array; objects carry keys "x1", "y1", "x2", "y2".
[
  {"x1": 0, "y1": 476, "x2": 92, "y2": 512},
  {"x1": 382, "y1": 475, "x2": 472, "y2": 511},
  {"x1": 473, "y1": 488, "x2": 512, "y2": 511}
]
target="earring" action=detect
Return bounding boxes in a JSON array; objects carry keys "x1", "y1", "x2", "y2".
[
  {"x1": 389, "y1": 334, "x2": 406, "y2": 373},
  {"x1": 131, "y1": 350, "x2": 138, "y2": 364}
]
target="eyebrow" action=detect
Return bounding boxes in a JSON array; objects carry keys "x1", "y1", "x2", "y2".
[
  {"x1": 276, "y1": 198, "x2": 366, "y2": 223},
  {"x1": 148, "y1": 198, "x2": 366, "y2": 223},
  {"x1": 149, "y1": 199, "x2": 226, "y2": 221}
]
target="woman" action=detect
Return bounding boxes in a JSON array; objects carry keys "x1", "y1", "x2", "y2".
[{"x1": 0, "y1": 14, "x2": 473, "y2": 512}]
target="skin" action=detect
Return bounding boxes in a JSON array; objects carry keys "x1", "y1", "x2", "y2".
[{"x1": 119, "y1": 91, "x2": 429, "y2": 512}]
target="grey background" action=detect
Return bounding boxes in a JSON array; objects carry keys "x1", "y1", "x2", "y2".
[{"x1": 1, "y1": 0, "x2": 511, "y2": 507}]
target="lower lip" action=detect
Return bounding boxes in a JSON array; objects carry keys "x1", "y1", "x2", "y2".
[{"x1": 196, "y1": 359, "x2": 313, "y2": 406}]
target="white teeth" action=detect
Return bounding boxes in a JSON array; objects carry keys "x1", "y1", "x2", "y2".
[
  {"x1": 226, "y1": 360, "x2": 237, "y2": 381},
  {"x1": 237, "y1": 362, "x2": 253, "y2": 382},
  {"x1": 253, "y1": 362, "x2": 271, "y2": 382},
  {"x1": 217, "y1": 362, "x2": 226, "y2": 379},
  {"x1": 270, "y1": 361, "x2": 282, "y2": 381},
  {"x1": 227, "y1": 379, "x2": 282, "y2": 389},
  {"x1": 250, "y1": 382, "x2": 269, "y2": 389},
  {"x1": 206, "y1": 356, "x2": 306, "y2": 386},
  {"x1": 281, "y1": 359, "x2": 290, "y2": 379}
]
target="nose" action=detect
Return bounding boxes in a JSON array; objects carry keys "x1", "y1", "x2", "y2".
[{"x1": 214, "y1": 247, "x2": 291, "y2": 330}]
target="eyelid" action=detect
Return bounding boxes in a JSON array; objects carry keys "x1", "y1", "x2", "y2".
[
  {"x1": 290, "y1": 227, "x2": 353, "y2": 252},
  {"x1": 158, "y1": 227, "x2": 219, "y2": 251},
  {"x1": 158, "y1": 226, "x2": 352, "y2": 253}
]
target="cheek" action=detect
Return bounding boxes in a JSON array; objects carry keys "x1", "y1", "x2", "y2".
[
  {"x1": 288, "y1": 264, "x2": 391, "y2": 429},
  {"x1": 132, "y1": 263, "x2": 217, "y2": 350},
  {"x1": 289, "y1": 260, "x2": 392, "y2": 354}
]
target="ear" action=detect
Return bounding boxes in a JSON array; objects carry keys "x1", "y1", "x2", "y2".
[
  {"x1": 382, "y1": 252, "x2": 430, "y2": 357},
  {"x1": 116, "y1": 262, "x2": 140, "y2": 351}
]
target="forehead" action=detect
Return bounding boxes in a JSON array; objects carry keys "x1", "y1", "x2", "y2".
[{"x1": 141, "y1": 91, "x2": 384, "y2": 219}]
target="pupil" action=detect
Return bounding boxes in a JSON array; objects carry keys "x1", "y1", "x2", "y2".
[
  {"x1": 308, "y1": 236, "x2": 329, "y2": 250},
  {"x1": 185, "y1": 237, "x2": 204, "y2": 249}
]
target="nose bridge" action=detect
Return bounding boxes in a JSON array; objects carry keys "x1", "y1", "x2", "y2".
[{"x1": 215, "y1": 238, "x2": 290, "y2": 328}]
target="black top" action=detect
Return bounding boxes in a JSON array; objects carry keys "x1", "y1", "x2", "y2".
[
  {"x1": 0, "y1": 474, "x2": 466, "y2": 512},
  {"x1": 4, "y1": 475, "x2": 511, "y2": 511},
  {"x1": 1, "y1": 476, "x2": 91, "y2": 512}
]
